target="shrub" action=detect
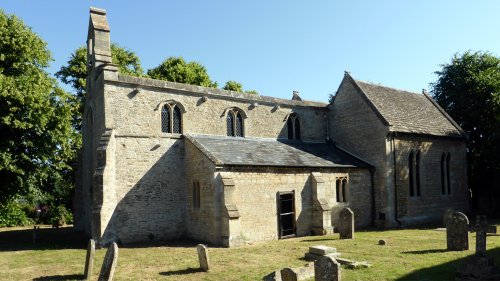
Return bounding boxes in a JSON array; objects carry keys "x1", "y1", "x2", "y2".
[{"x1": 0, "y1": 200, "x2": 33, "y2": 227}]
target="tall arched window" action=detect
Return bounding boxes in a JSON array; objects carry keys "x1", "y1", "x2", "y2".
[
  {"x1": 161, "y1": 102, "x2": 183, "y2": 134},
  {"x1": 416, "y1": 150, "x2": 421, "y2": 196},
  {"x1": 286, "y1": 113, "x2": 301, "y2": 140},
  {"x1": 335, "y1": 177, "x2": 348, "y2": 203},
  {"x1": 408, "y1": 151, "x2": 415, "y2": 197},
  {"x1": 446, "y1": 153, "x2": 451, "y2": 194},
  {"x1": 441, "y1": 152, "x2": 446, "y2": 195},
  {"x1": 226, "y1": 108, "x2": 245, "y2": 137}
]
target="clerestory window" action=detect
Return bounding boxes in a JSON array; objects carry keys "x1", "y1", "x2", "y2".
[
  {"x1": 161, "y1": 103, "x2": 183, "y2": 134},
  {"x1": 286, "y1": 113, "x2": 301, "y2": 140},
  {"x1": 226, "y1": 108, "x2": 244, "y2": 137}
]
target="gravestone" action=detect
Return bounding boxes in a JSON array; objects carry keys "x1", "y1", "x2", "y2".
[
  {"x1": 281, "y1": 268, "x2": 298, "y2": 281},
  {"x1": 475, "y1": 215, "x2": 488, "y2": 257},
  {"x1": 84, "y1": 239, "x2": 95, "y2": 280},
  {"x1": 98, "y1": 242, "x2": 118, "y2": 281},
  {"x1": 197, "y1": 244, "x2": 209, "y2": 271},
  {"x1": 339, "y1": 208, "x2": 354, "y2": 239},
  {"x1": 314, "y1": 255, "x2": 341, "y2": 281},
  {"x1": 446, "y1": 212, "x2": 469, "y2": 251},
  {"x1": 442, "y1": 207, "x2": 454, "y2": 227}
]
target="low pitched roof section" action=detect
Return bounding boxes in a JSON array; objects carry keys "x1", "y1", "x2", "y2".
[
  {"x1": 185, "y1": 134, "x2": 373, "y2": 169},
  {"x1": 345, "y1": 73, "x2": 466, "y2": 138}
]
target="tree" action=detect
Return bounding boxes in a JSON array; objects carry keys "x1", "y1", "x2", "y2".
[
  {"x1": 431, "y1": 51, "x2": 500, "y2": 214},
  {"x1": 0, "y1": 10, "x2": 78, "y2": 205},
  {"x1": 223, "y1": 80, "x2": 243, "y2": 92},
  {"x1": 56, "y1": 44, "x2": 144, "y2": 130},
  {"x1": 147, "y1": 56, "x2": 218, "y2": 88}
]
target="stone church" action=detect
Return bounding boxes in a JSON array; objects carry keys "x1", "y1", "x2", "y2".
[{"x1": 74, "y1": 8, "x2": 469, "y2": 247}]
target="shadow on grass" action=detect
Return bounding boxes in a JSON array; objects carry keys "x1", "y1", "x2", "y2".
[
  {"x1": 0, "y1": 226, "x2": 87, "y2": 252},
  {"x1": 32, "y1": 274, "x2": 84, "y2": 281},
  {"x1": 397, "y1": 247, "x2": 500, "y2": 281},
  {"x1": 159, "y1": 267, "x2": 204, "y2": 276},
  {"x1": 401, "y1": 249, "x2": 448, "y2": 254},
  {"x1": 300, "y1": 237, "x2": 338, "y2": 242}
]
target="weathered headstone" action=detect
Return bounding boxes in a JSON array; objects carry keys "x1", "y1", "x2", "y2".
[
  {"x1": 474, "y1": 215, "x2": 488, "y2": 257},
  {"x1": 281, "y1": 268, "x2": 298, "y2": 281},
  {"x1": 98, "y1": 242, "x2": 118, "y2": 281},
  {"x1": 442, "y1": 207, "x2": 454, "y2": 227},
  {"x1": 84, "y1": 239, "x2": 95, "y2": 280},
  {"x1": 314, "y1": 255, "x2": 341, "y2": 281},
  {"x1": 446, "y1": 212, "x2": 469, "y2": 251},
  {"x1": 197, "y1": 244, "x2": 209, "y2": 271},
  {"x1": 339, "y1": 208, "x2": 354, "y2": 240}
]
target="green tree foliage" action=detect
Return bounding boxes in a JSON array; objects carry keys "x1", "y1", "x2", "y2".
[
  {"x1": 147, "y1": 56, "x2": 218, "y2": 88},
  {"x1": 223, "y1": 80, "x2": 244, "y2": 92},
  {"x1": 0, "y1": 10, "x2": 78, "y2": 206},
  {"x1": 222, "y1": 80, "x2": 259, "y2": 95},
  {"x1": 56, "y1": 44, "x2": 143, "y2": 130},
  {"x1": 431, "y1": 51, "x2": 500, "y2": 214}
]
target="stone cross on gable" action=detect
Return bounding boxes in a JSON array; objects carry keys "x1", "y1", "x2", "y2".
[{"x1": 468, "y1": 215, "x2": 497, "y2": 257}]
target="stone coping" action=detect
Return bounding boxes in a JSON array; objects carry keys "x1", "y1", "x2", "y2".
[{"x1": 103, "y1": 70, "x2": 329, "y2": 109}]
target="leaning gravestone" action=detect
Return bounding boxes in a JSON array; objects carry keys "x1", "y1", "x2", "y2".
[
  {"x1": 84, "y1": 239, "x2": 95, "y2": 280},
  {"x1": 314, "y1": 255, "x2": 341, "y2": 281},
  {"x1": 197, "y1": 244, "x2": 209, "y2": 271},
  {"x1": 339, "y1": 208, "x2": 354, "y2": 239},
  {"x1": 280, "y1": 267, "x2": 299, "y2": 281},
  {"x1": 446, "y1": 212, "x2": 469, "y2": 251},
  {"x1": 98, "y1": 242, "x2": 119, "y2": 281}
]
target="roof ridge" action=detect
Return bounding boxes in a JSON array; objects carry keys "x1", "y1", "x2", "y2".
[{"x1": 353, "y1": 78, "x2": 422, "y2": 96}]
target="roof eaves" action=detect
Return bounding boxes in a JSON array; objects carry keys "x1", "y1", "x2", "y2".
[
  {"x1": 184, "y1": 134, "x2": 225, "y2": 166},
  {"x1": 345, "y1": 73, "x2": 391, "y2": 126},
  {"x1": 422, "y1": 93, "x2": 468, "y2": 139},
  {"x1": 334, "y1": 144, "x2": 376, "y2": 168}
]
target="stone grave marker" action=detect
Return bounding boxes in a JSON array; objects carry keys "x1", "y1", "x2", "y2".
[
  {"x1": 281, "y1": 267, "x2": 298, "y2": 281},
  {"x1": 339, "y1": 208, "x2": 354, "y2": 239},
  {"x1": 314, "y1": 255, "x2": 341, "y2": 281},
  {"x1": 98, "y1": 242, "x2": 119, "y2": 281},
  {"x1": 197, "y1": 244, "x2": 209, "y2": 271},
  {"x1": 84, "y1": 239, "x2": 95, "y2": 280},
  {"x1": 446, "y1": 212, "x2": 469, "y2": 251}
]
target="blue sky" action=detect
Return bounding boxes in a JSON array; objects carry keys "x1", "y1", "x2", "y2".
[{"x1": 2, "y1": 1, "x2": 500, "y2": 102}]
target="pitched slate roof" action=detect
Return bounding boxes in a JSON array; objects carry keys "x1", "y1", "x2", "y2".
[
  {"x1": 185, "y1": 134, "x2": 372, "y2": 168},
  {"x1": 347, "y1": 74, "x2": 465, "y2": 138}
]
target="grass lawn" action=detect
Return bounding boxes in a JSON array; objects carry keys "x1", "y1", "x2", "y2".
[{"x1": 0, "y1": 223, "x2": 499, "y2": 281}]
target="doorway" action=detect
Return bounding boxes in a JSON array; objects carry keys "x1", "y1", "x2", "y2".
[{"x1": 278, "y1": 191, "x2": 296, "y2": 239}]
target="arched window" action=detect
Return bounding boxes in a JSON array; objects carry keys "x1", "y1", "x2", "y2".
[
  {"x1": 336, "y1": 179, "x2": 341, "y2": 202},
  {"x1": 335, "y1": 177, "x2": 348, "y2": 203},
  {"x1": 341, "y1": 178, "x2": 348, "y2": 202},
  {"x1": 441, "y1": 153, "x2": 446, "y2": 195},
  {"x1": 161, "y1": 105, "x2": 170, "y2": 133},
  {"x1": 446, "y1": 153, "x2": 451, "y2": 194},
  {"x1": 287, "y1": 118, "x2": 294, "y2": 139},
  {"x1": 286, "y1": 114, "x2": 301, "y2": 140},
  {"x1": 161, "y1": 102, "x2": 183, "y2": 134},
  {"x1": 408, "y1": 151, "x2": 415, "y2": 197},
  {"x1": 416, "y1": 150, "x2": 421, "y2": 196},
  {"x1": 226, "y1": 108, "x2": 245, "y2": 137}
]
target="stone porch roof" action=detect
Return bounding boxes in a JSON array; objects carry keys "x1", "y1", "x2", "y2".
[
  {"x1": 185, "y1": 134, "x2": 373, "y2": 168},
  {"x1": 346, "y1": 74, "x2": 466, "y2": 138}
]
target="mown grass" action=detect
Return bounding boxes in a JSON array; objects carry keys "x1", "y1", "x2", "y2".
[{"x1": 0, "y1": 223, "x2": 499, "y2": 281}]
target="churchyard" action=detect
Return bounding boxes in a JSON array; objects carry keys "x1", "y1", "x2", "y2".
[{"x1": 0, "y1": 220, "x2": 498, "y2": 281}]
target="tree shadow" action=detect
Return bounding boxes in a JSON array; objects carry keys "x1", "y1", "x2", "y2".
[
  {"x1": 159, "y1": 267, "x2": 204, "y2": 276},
  {"x1": 397, "y1": 247, "x2": 500, "y2": 280},
  {"x1": 0, "y1": 226, "x2": 87, "y2": 252},
  {"x1": 32, "y1": 274, "x2": 84, "y2": 281},
  {"x1": 300, "y1": 237, "x2": 338, "y2": 242},
  {"x1": 401, "y1": 249, "x2": 448, "y2": 254}
]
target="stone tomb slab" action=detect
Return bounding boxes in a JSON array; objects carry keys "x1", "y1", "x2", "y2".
[{"x1": 309, "y1": 245, "x2": 337, "y2": 256}]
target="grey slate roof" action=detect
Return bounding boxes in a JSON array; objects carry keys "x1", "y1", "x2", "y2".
[
  {"x1": 185, "y1": 134, "x2": 372, "y2": 168},
  {"x1": 350, "y1": 76, "x2": 465, "y2": 138}
]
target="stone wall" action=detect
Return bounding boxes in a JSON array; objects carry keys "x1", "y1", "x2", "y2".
[
  {"x1": 329, "y1": 77, "x2": 391, "y2": 226},
  {"x1": 393, "y1": 134, "x2": 469, "y2": 224},
  {"x1": 220, "y1": 168, "x2": 372, "y2": 244},
  {"x1": 184, "y1": 140, "x2": 218, "y2": 244}
]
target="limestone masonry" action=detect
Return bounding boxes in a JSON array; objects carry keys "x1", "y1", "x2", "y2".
[{"x1": 74, "y1": 7, "x2": 470, "y2": 247}]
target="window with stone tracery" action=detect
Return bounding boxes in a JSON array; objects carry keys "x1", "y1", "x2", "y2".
[
  {"x1": 226, "y1": 108, "x2": 244, "y2": 137},
  {"x1": 161, "y1": 103, "x2": 183, "y2": 134},
  {"x1": 336, "y1": 177, "x2": 348, "y2": 203},
  {"x1": 286, "y1": 113, "x2": 301, "y2": 140}
]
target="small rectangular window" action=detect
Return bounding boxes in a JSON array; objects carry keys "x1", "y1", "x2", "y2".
[{"x1": 192, "y1": 182, "x2": 200, "y2": 209}]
